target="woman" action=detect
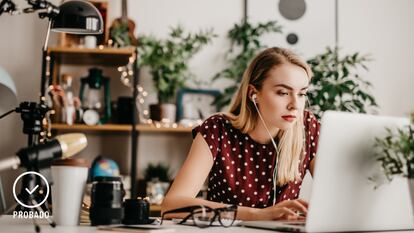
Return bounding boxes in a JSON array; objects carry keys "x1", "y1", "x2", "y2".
[{"x1": 161, "y1": 47, "x2": 320, "y2": 221}]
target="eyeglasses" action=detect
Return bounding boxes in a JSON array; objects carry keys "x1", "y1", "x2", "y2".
[{"x1": 161, "y1": 205, "x2": 238, "y2": 228}]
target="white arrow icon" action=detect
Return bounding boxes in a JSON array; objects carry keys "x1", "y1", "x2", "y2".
[{"x1": 25, "y1": 185, "x2": 39, "y2": 195}]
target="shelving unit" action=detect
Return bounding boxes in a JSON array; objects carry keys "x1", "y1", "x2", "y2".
[
  {"x1": 47, "y1": 46, "x2": 192, "y2": 200},
  {"x1": 48, "y1": 47, "x2": 135, "y2": 66},
  {"x1": 51, "y1": 123, "x2": 193, "y2": 133}
]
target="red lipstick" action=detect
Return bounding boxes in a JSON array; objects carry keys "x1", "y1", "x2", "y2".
[{"x1": 281, "y1": 115, "x2": 296, "y2": 122}]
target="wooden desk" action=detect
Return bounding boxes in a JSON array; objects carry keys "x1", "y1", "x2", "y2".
[
  {"x1": 1, "y1": 215, "x2": 414, "y2": 233},
  {"x1": 0, "y1": 215, "x2": 266, "y2": 232}
]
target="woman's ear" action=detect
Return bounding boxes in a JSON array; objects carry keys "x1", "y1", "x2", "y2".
[{"x1": 248, "y1": 84, "x2": 257, "y2": 101}]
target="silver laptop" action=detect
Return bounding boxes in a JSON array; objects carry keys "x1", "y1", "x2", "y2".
[{"x1": 240, "y1": 111, "x2": 413, "y2": 232}]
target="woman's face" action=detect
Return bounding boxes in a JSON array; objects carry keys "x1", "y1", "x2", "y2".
[{"x1": 255, "y1": 63, "x2": 309, "y2": 130}]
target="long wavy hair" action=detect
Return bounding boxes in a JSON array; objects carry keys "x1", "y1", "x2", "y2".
[{"x1": 225, "y1": 47, "x2": 312, "y2": 185}]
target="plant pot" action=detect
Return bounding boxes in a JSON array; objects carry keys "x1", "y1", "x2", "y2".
[
  {"x1": 408, "y1": 179, "x2": 414, "y2": 214},
  {"x1": 149, "y1": 103, "x2": 176, "y2": 123}
]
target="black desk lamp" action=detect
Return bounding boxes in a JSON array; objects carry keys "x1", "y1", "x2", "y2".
[
  {"x1": 40, "y1": 0, "x2": 104, "y2": 103},
  {"x1": 51, "y1": 0, "x2": 103, "y2": 34}
]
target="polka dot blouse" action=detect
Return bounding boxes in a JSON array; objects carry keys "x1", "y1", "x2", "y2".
[{"x1": 192, "y1": 110, "x2": 320, "y2": 208}]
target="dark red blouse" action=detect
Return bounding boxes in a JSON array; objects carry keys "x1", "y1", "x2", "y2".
[{"x1": 192, "y1": 110, "x2": 320, "y2": 208}]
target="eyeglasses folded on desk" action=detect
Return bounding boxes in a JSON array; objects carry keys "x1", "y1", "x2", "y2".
[{"x1": 161, "y1": 205, "x2": 239, "y2": 228}]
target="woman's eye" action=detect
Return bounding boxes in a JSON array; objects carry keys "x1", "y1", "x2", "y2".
[
  {"x1": 277, "y1": 91, "x2": 289, "y2": 96},
  {"x1": 299, "y1": 93, "x2": 307, "y2": 97}
]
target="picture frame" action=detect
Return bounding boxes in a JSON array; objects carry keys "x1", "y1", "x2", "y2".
[{"x1": 176, "y1": 88, "x2": 221, "y2": 122}]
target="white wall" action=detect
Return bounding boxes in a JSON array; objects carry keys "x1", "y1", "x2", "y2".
[
  {"x1": 0, "y1": 0, "x2": 413, "y2": 208},
  {"x1": 339, "y1": 0, "x2": 414, "y2": 116}
]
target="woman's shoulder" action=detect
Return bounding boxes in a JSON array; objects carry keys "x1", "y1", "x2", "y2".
[
  {"x1": 206, "y1": 113, "x2": 229, "y2": 123},
  {"x1": 200, "y1": 113, "x2": 231, "y2": 129},
  {"x1": 191, "y1": 113, "x2": 231, "y2": 139}
]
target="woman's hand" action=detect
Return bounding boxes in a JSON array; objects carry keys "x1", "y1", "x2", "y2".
[{"x1": 249, "y1": 199, "x2": 308, "y2": 221}]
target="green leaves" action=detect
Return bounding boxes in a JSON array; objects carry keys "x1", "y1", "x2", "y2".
[
  {"x1": 138, "y1": 26, "x2": 216, "y2": 103},
  {"x1": 374, "y1": 118, "x2": 414, "y2": 181},
  {"x1": 307, "y1": 47, "x2": 377, "y2": 118},
  {"x1": 212, "y1": 20, "x2": 283, "y2": 110},
  {"x1": 213, "y1": 24, "x2": 377, "y2": 115},
  {"x1": 228, "y1": 21, "x2": 282, "y2": 51},
  {"x1": 144, "y1": 163, "x2": 171, "y2": 182},
  {"x1": 110, "y1": 23, "x2": 133, "y2": 47}
]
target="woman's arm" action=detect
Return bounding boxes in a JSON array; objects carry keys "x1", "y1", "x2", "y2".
[
  {"x1": 161, "y1": 133, "x2": 308, "y2": 221},
  {"x1": 161, "y1": 133, "x2": 256, "y2": 220},
  {"x1": 310, "y1": 158, "x2": 315, "y2": 176}
]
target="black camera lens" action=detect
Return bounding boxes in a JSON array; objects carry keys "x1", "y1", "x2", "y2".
[{"x1": 89, "y1": 176, "x2": 124, "y2": 226}]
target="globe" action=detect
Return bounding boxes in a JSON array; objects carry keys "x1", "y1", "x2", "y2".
[{"x1": 91, "y1": 158, "x2": 120, "y2": 179}]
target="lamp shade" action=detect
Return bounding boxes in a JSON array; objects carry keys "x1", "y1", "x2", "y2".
[
  {"x1": 0, "y1": 67, "x2": 17, "y2": 116},
  {"x1": 51, "y1": 0, "x2": 103, "y2": 35}
]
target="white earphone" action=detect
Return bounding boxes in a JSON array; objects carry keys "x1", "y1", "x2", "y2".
[
  {"x1": 251, "y1": 94, "x2": 257, "y2": 103},
  {"x1": 251, "y1": 93, "x2": 279, "y2": 205}
]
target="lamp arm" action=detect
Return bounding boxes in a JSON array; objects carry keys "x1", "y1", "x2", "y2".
[
  {"x1": 43, "y1": 19, "x2": 51, "y2": 50},
  {"x1": 39, "y1": 19, "x2": 51, "y2": 103},
  {"x1": 0, "y1": 108, "x2": 16, "y2": 119}
]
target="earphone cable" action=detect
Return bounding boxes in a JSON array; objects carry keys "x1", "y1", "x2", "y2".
[{"x1": 252, "y1": 100, "x2": 280, "y2": 205}]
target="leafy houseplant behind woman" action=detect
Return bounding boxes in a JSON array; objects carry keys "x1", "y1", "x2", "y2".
[
  {"x1": 374, "y1": 114, "x2": 414, "y2": 180},
  {"x1": 307, "y1": 47, "x2": 378, "y2": 118},
  {"x1": 138, "y1": 26, "x2": 215, "y2": 123}
]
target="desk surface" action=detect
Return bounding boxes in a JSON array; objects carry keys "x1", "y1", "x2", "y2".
[
  {"x1": 1, "y1": 215, "x2": 414, "y2": 233},
  {"x1": 0, "y1": 215, "x2": 269, "y2": 233}
]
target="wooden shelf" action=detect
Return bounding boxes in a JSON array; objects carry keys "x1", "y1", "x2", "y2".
[
  {"x1": 48, "y1": 46, "x2": 135, "y2": 66},
  {"x1": 51, "y1": 123, "x2": 193, "y2": 133}
]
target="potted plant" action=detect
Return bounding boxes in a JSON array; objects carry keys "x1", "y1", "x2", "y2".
[
  {"x1": 373, "y1": 114, "x2": 414, "y2": 182},
  {"x1": 143, "y1": 163, "x2": 171, "y2": 205},
  {"x1": 307, "y1": 47, "x2": 378, "y2": 118},
  {"x1": 212, "y1": 20, "x2": 283, "y2": 110},
  {"x1": 371, "y1": 114, "x2": 414, "y2": 208},
  {"x1": 138, "y1": 26, "x2": 215, "y2": 122}
]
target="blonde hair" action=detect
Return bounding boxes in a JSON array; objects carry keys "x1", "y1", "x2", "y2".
[{"x1": 225, "y1": 47, "x2": 312, "y2": 185}]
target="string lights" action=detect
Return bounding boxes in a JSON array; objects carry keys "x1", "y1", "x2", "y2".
[
  {"x1": 41, "y1": 55, "x2": 55, "y2": 141},
  {"x1": 117, "y1": 56, "x2": 193, "y2": 129}
]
